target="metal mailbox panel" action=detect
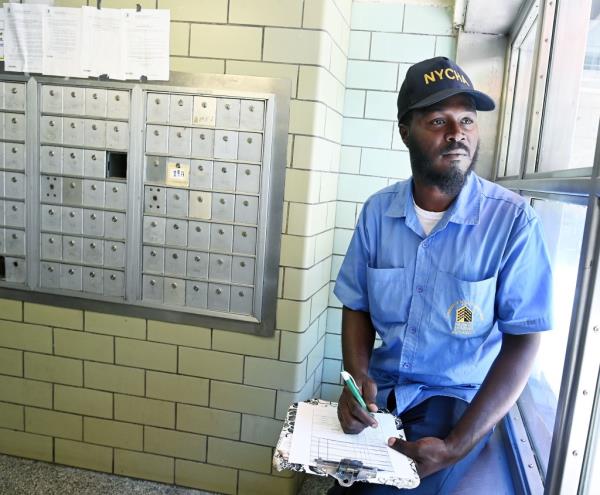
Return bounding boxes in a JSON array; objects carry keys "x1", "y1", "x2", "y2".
[
  {"x1": 4, "y1": 257, "x2": 26, "y2": 284},
  {"x1": 146, "y1": 156, "x2": 166, "y2": 183},
  {"x1": 41, "y1": 233, "x2": 62, "y2": 260},
  {"x1": 106, "y1": 122, "x2": 129, "y2": 150},
  {"x1": 234, "y1": 195, "x2": 259, "y2": 225},
  {"x1": 143, "y1": 216, "x2": 166, "y2": 244},
  {"x1": 40, "y1": 116, "x2": 62, "y2": 143},
  {"x1": 83, "y1": 268, "x2": 103, "y2": 294},
  {"x1": 105, "y1": 182, "x2": 127, "y2": 210},
  {"x1": 146, "y1": 125, "x2": 169, "y2": 154},
  {"x1": 85, "y1": 88, "x2": 107, "y2": 117},
  {"x1": 62, "y1": 207, "x2": 83, "y2": 234},
  {"x1": 63, "y1": 178, "x2": 83, "y2": 206},
  {"x1": 191, "y1": 128, "x2": 214, "y2": 158},
  {"x1": 209, "y1": 253, "x2": 232, "y2": 282},
  {"x1": 0, "y1": 229, "x2": 4, "y2": 252},
  {"x1": 5, "y1": 201, "x2": 25, "y2": 228},
  {"x1": 104, "y1": 240, "x2": 126, "y2": 268},
  {"x1": 185, "y1": 281, "x2": 208, "y2": 309},
  {"x1": 104, "y1": 212, "x2": 126, "y2": 239},
  {"x1": 207, "y1": 283, "x2": 230, "y2": 312},
  {"x1": 83, "y1": 238, "x2": 104, "y2": 265},
  {"x1": 168, "y1": 126, "x2": 192, "y2": 156},
  {"x1": 164, "y1": 248, "x2": 186, "y2": 276},
  {"x1": 107, "y1": 90, "x2": 130, "y2": 120},
  {"x1": 41, "y1": 175, "x2": 62, "y2": 203},
  {"x1": 0, "y1": 200, "x2": 3, "y2": 225},
  {"x1": 165, "y1": 218, "x2": 188, "y2": 246},
  {"x1": 60, "y1": 264, "x2": 83, "y2": 291},
  {"x1": 211, "y1": 193, "x2": 234, "y2": 222},
  {"x1": 62, "y1": 118, "x2": 84, "y2": 146},
  {"x1": 213, "y1": 130, "x2": 238, "y2": 160},
  {"x1": 83, "y1": 179, "x2": 105, "y2": 208},
  {"x1": 84, "y1": 150, "x2": 106, "y2": 178},
  {"x1": 63, "y1": 148, "x2": 84, "y2": 176},
  {"x1": 192, "y1": 96, "x2": 216, "y2": 127},
  {"x1": 144, "y1": 186, "x2": 166, "y2": 214},
  {"x1": 169, "y1": 94, "x2": 193, "y2": 125},
  {"x1": 231, "y1": 256, "x2": 255, "y2": 286},
  {"x1": 5, "y1": 143, "x2": 25, "y2": 170},
  {"x1": 240, "y1": 100, "x2": 264, "y2": 131},
  {"x1": 186, "y1": 251, "x2": 208, "y2": 279},
  {"x1": 213, "y1": 162, "x2": 236, "y2": 191},
  {"x1": 233, "y1": 226, "x2": 257, "y2": 255},
  {"x1": 104, "y1": 270, "x2": 125, "y2": 297},
  {"x1": 238, "y1": 132, "x2": 263, "y2": 162},
  {"x1": 42, "y1": 85, "x2": 63, "y2": 113},
  {"x1": 187, "y1": 221, "x2": 210, "y2": 250},
  {"x1": 40, "y1": 262, "x2": 60, "y2": 289},
  {"x1": 190, "y1": 160, "x2": 213, "y2": 189},
  {"x1": 143, "y1": 246, "x2": 164, "y2": 274},
  {"x1": 40, "y1": 146, "x2": 62, "y2": 174},
  {"x1": 4, "y1": 113, "x2": 25, "y2": 141},
  {"x1": 41, "y1": 204, "x2": 61, "y2": 231},
  {"x1": 216, "y1": 98, "x2": 240, "y2": 128},
  {"x1": 143, "y1": 275, "x2": 163, "y2": 302},
  {"x1": 166, "y1": 188, "x2": 188, "y2": 217},
  {"x1": 62, "y1": 235, "x2": 83, "y2": 263},
  {"x1": 210, "y1": 224, "x2": 233, "y2": 253},
  {"x1": 235, "y1": 164, "x2": 260, "y2": 194},
  {"x1": 188, "y1": 191, "x2": 211, "y2": 220},
  {"x1": 0, "y1": 172, "x2": 3, "y2": 197},
  {"x1": 5, "y1": 172, "x2": 25, "y2": 199},
  {"x1": 4, "y1": 83, "x2": 26, "y2": 111},
  {"x1": 83, "y1": 209, "x2": 104, "y2": 236},
  {"x1": 230, "y1": 286, "x2": 253, "y2": 315},
  {"x1": 84, "y1": 119, "x2": 107, "y2": 148},
  {"x1": 164, "y1": 277, "x2": 185, "y2": 306},
  {"x1": 63, "y1": 87, "x2": 85, "y2": 114},
  {"x1": 147, "y1": 93, "x2": 169, "y2": 123}
]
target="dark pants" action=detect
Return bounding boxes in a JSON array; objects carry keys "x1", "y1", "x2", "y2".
[{"x1": 327, "y1": 396, "x2": 492, "y2": 495}]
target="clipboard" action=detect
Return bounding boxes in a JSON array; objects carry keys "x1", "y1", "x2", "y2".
[{"x1": 273, "y1": 399, "x2": 420, "y2": 489}]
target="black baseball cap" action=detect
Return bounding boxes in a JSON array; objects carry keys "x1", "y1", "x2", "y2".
[{"x1": 397, "y1": 57, "x2": 495, "y2": 123}]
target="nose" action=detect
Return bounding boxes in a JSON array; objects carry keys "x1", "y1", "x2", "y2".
[{"x1": 445, "y1": 119, "x2": 465, "y2": 142}]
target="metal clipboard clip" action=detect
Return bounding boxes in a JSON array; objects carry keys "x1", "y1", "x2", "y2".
[{"x1": 315, "y1": 458, "x2": 378, "y2": 487}]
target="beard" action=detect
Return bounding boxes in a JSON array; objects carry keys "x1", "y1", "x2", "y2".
[{"x1": 408, "y1": 137, "x2": 479, "y2": 197}]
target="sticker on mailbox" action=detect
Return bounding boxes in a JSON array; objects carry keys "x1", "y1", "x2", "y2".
[{"x1": 166, "y1": 162, "x2": 190, "y2": 187}]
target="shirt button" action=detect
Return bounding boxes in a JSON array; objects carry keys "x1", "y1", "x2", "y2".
[
  {"x1": 410, "y1": 327, "x2": 416, "y2": 334},
  {"x1": 402, "y1": 362, "x2": 410, "y2": 368},
  {"x1": 417, "y1": 286, "x2": 423, "y2": 293}
]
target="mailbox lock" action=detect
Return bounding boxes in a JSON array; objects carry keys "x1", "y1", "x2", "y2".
[
  {"x1": 222, "y1": 135, "x2": 228, "y2": 142},
  {"x1": 110, "y1": 274, "x2": 117, "y2": 281},
  {"x1": 194, "y1": 256, "x2": 201, "y2": 262},
  {"x1": 200, "y1": 133, "x2": 205, "y2": 140},
  {"x1": 173, "y1": 224, "x2": 180, "y2": 230},
  {"x1": 49, "y1": 89, "x2": 55, "y2": 96},
  {"x1": 49, "y1": 209, "x2": 55, "y2": 216},
  {"x1": 195, "y1": 226, "x2": 202, "y2": 232},
  {"x1": 11, "y1": 147, "x2": 17, "y2": 154},
  {"x1": 49, "y1": 120, "x2": 55, "y2": 127},
  {"x1": 174, "y1": 194, "x2": 180, "y2": 200},
  {"x1": 201, "y1": 102, "x2": 207, "y2": 108},
  {"x1": 219, "y1": 198, "x2": 225, "y2": 205},
  {"x1": 171, "y1": 282, "x2": 178, "y2": 289},
  {"x1": 177, "y1": 132, "x2": 182, "y2": 138},
  {"x1": 92, "y1": 93, "x2": 98, "y2": 100},
  {"x1": 91, "y1": 184, "x2": 97, "y2": 191},
  {"x1": 11, "y1": 205, "x2": 18, "y2": 212},
  {"x1": 11, "y1": 233, "x2": 18, "y2": 240},
  {"x1": 68, "y1": 269, "x2": 75, "y2": 275},
  {"x1": 112, "y1": 216, "x2": 118, "y2": 223},
  {"x1": 240, "y1": 261, "x2": 246, "y2": 267},
  {"x1": 49, "y1": 150, "x2": 55, "y2": 157},
  {"x1": 90, "y1": 213, "x2": 97, "y2": 220},
  {"x1": 247, "y1": 137, "x2": 253, "y2": 144},
  {"x1": 193, "y1": 285, "x2": 200, "y2": 292},
  {"x1": 154, "y1": 129, "x2": 160, "y2": 136},
  {"x1": 113, "y1": 187, "x2": 119, "y2": 193},
  {"x1": 69, "y1": 211, "x2": 76, "y2": 218},
  {"x1": 178, "y1": 99, "x2": 184, "y2": 106},
  {"x1": 249, "y1": 105, "x2": 254, "y2": 112},
  {"x1": 89, "y1": 271, "x2": 96, "y2": 278},
  {"x1": 225, "y1": 103, "x2": 231, "y2": 110},
  {"x1": 198, "y1": 164, "x2": 204, "y2": 171},
  {"x1": 239, "y1": 291, "x2": 245, "y2": 297},
  {"x1": 218, "y1": 229, "x2": 225, "y2": 235},
  {"x1": 90, "y1": 242, "x2": 96, "y2": 249},
  {"x1": 70, "y1": 122, "x2": 76, "y2": 129},
  {"x1": 154, "y1": 159, "x2": 159, "y2": 166},
  {"x1": 48, "y1": 266, "x2": 54, "y2": 273},
  {"x1": 11, "y1": 176, "x2": 17, "y2": 183},
  {"x1": 221, "y1": 167, "x2": 227, "y2": 173},
  {"x1": 150, "y1": 250, "x2": 157, "y2": 257},
  {"x1": 11, "y1": 117, "x2": 17, "y2": 124},
  {"x1": 92, "y1": 154, "x2": 97, "y2": 161},
  {"x1": 69, "y1": 240, "x2": 75, "y2": 247},
  {"x1": 115, "y1": 94, "x2": 121, "y2": 101},
  {"x1": 155, "y1": 97, "x2": 161, "y2": 104},
  {"x1": 92, "y1": 124, "x2": 97, "y2": 131},
  {"x1": 242, "y1": 231, "x2": 248, "y2": 238},
  {"x1": 70, "y1": 182, "x2": 76, "y2": 189},
  {"x1": 150, "y1": 279, "x2": 156, "y2": 286},
  {"x1": 114, "y1": 126, "x2": 119, "y2": 133},
  {"x1": 216, "y1": 288, "x2": 222, "y2": 295},
  {"x1": 49, "y1": 237, "x2": 55, "y2": 244},
  {"x1": 243, "y1": 200, "x2": 249, "y2": 207},
  {"x1": 111, "y1": 245, "x2": 118, "y2": 252},
  {"x1": 172, "y1": 253, "x2": 179, "y2": 260},
  {"x1": 11, "y1": 87, "x2": 18, "y2": 94},
  {"x1": 245, "y1": 169, "x2": 251, "y2": 175},
  {"x1": 70, "y1": 152, "x2": 76, "y2": 159},
  {"x1": 151, "y1": 221, "x2": 158, "y2": 227},
  {"x1": 217, "y1": 259, "x2": 223, "y2": 265},
  {"x1": 70, "y1": 91, "x2": 76, "y2": 98}
]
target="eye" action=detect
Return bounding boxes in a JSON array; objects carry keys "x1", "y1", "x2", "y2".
[
  {"x1": 462, "y1": 117, "x2": 475, "y2": 125},
  {"x1": 431, "y1": 118, "x2": 445, "y2": 126}
]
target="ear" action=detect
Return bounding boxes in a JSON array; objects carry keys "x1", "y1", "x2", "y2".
[{"x1": 399, "y1": 124, "x2": 410, "y2": 146}]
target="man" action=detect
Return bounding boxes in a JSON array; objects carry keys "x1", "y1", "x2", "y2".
[{"x1": 330, "y1": 57, "x2": 552, "y2": 494}]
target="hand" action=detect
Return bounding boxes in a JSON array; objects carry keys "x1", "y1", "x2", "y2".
[
  {"x1": 388, "y1": 436, "x2": 459, "y2": 478},
  {"x1": 337, "y1": 374, "x2": 379, "y2": 434}
]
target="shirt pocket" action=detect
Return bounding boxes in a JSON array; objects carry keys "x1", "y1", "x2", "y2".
[
  {"x1": 433, "y1": 271, "x2": 496, "y2": 338},
  {"x1": 366, "y1": 266, "x2": 410, "y2": 324}
]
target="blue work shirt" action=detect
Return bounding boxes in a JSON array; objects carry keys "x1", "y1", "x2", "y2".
[{"x1": 334, "y1": 172, "x2": 553, "y2": 413}]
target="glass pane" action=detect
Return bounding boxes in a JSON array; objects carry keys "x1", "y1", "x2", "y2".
[
  {"x1": 504, "y1": 21, "x2": 538, "y2": 176},
  {"x1": 519, "y1": 199, "x2": 587, "y2": 476}
]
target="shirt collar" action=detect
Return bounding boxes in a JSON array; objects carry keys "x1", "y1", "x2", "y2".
[{"x1": 385, "y1": 172, "x2": 482, "y2": 226}]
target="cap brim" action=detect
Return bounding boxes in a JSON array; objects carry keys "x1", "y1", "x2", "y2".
[{"x1": 408, "y1": 87, "x2": 495, "y2": 114}]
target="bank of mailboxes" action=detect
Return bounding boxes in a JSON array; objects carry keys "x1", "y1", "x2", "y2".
[{"x1": 0, "y1": 74, "x2": 286, "y2": 329}]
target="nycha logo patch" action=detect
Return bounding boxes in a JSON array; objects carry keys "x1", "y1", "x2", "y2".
[{"x1": 447, "y1": 300, "x2": 483, "y2": 335}]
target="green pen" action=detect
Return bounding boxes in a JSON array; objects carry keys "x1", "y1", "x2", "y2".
[{"x1": 340, "y1": 370, "x2": 368, "y2": 411}]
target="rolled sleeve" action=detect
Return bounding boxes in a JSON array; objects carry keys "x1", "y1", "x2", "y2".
[{"x1": 496, "y1": 213, "x2": 553, "y2": 334}]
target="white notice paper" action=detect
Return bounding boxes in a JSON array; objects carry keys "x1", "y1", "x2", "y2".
[
  {"x1": 42, "y1": 7, "x2": 83, "y2": 77},
  {"x1": 0, "y1": 9, "x2": 5, "y2": 61},
  {"x1": 124, "y1": 9, "x2": 170, "y2": 80},
  {"x1": 288, "y1": 402, "x2": 416, "y2": 481},
  {"x1": 4, "y1": 3, "x2": 45, "y2": 73},
  {"x1": 80, "y1": 6, "x2": 126, "y2": 80}
]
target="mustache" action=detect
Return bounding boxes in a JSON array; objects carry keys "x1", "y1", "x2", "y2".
[{"x1": 441, "y1": 142, "x2": 469, "y2": 154}]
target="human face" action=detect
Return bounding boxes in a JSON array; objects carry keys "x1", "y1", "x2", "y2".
[{"x1": 400, "y1": 94, "x2": 480, "y2": 196}]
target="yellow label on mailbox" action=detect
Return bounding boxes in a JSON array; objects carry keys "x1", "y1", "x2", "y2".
[{"x1": 166, "y1": 161, "x2": 190, "y2": 187}]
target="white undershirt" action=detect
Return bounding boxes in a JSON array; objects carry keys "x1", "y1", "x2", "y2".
[{"x1": 413, "y1": 199, "x2": 446, "y2": 236}]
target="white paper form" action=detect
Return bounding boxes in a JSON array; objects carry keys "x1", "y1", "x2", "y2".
[
  {"x1": 42, "y1": 7, "x2": 83, "y2": 77},
  {"x1": 288, "y1": 401, "x2": 415, "y2": 478},
  {"x1": 0, "y1": 9, "x2": 5, "y2": 61},
  {"x1": 4, "y1": 3, "x2": 45, "y2": 73},
  {"x1": 123, "y1": 9, "x2": 170, "y2": 81},
  {"x1": 80, "y1": 6, "x2": 126, "y2": 80}
]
